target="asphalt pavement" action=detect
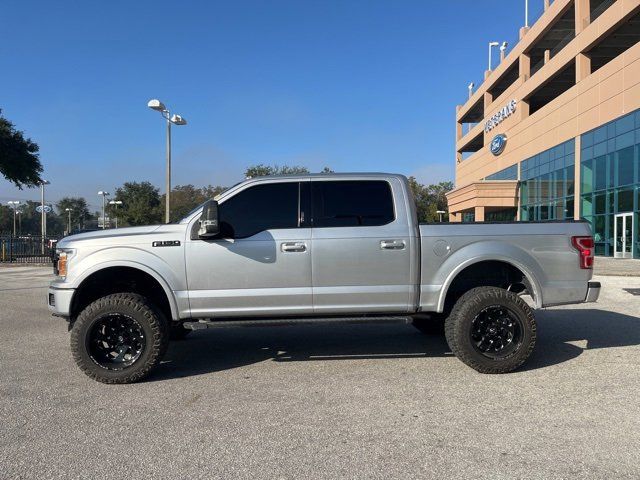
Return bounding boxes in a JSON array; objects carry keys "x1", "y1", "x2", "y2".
[{"x1": 1, "y1": 266, "x2": 639, "y2": 479}]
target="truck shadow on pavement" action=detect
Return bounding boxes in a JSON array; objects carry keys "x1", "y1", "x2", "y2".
[{"x1": 151, "y1": 309, "x2": 640, "y2": 381}]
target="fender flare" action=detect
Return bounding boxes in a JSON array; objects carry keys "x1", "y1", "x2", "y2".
[
  {"x1": 70, "y1": 260, "x2": 180, "y2": 321},
  {"x1": 435, "y1": 243, "x2": 544, "y2": 312}
]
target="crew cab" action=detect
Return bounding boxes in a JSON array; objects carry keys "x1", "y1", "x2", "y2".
[{"x1": 48, "y1": 173, "x2": 600, "y2": 383}]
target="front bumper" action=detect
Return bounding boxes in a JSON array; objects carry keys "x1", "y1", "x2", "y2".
[
  {"x1": 585, "y1": 281, "x2": 601, "y2": 303},
  {"x1": 48, "y1": 286, "x2": 75, "y2": 317}
]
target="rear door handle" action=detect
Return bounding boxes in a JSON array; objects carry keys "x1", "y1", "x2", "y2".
[
  {"x1": 380, "y1": 239, "x2": 406, "y2": 250},
  {"x1": 281, "y1": 242, "x2": 307, "y2": 253}
]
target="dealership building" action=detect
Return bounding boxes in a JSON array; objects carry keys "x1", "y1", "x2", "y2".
[{"x1": 446, "y1": 0, "x2": 640, "y2": 258}]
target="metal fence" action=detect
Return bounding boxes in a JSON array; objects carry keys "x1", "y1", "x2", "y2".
[{"x1": 0, "y1": 236, "x2": 57, "y2": 264}]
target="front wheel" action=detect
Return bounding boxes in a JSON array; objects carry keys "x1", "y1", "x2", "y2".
[
  {"x1": 444, "y1": 286, "x2": 536, "y2": 374},
  {"x1": 70, "y1": 293, "x2": 169, "y2": 384}
]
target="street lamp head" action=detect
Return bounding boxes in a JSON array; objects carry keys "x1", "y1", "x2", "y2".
[
  {"x1": 40, "y1": 179, "x2": 50, "y2": 185},
  {"x1": 109, "y1": 200, "x2": 123, "y2": 205},
  {"x1": 65, "y1": 208, "x2": 72, "y2": 212},
  {"x1": 500, "y1": 41, "x2": 508, "y2": 51},
  {"x1": 98, "y1": 191, "x2": 110, "y2": 196},
  {"x1": 170, "y1": 114, "x2": 187, "y2": 125},
  {"x1": 468, "y1": 82, "x2": 474, "y2": 90},
  {"x1": 489, "y1": 41, "x2": 499, "y2": 47},
  {"x1": 147, "y1": 99, "x2": 166, "y2": 112},
  {"x1": 436, "y1": 210, "x2": 446, "y2": 214}
]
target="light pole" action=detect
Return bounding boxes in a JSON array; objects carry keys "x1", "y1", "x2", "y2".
[
  {"x1": 525, "y1": 0, "x2": 529, "y2": 28},
  {"x1": 436, "y1": 210, "x2": 446, "y2": 223},
  {"x1": 488, "y1": 41, "x2": 499, "y2": 71},
  {"x1": 147, "y1": 99, "x2": 187, "y2": 224},
  {"x1": 109, "y1": 200, "x2": 123, "y2": 228},
  {"x1": 98, "y1": 191, "x2": 110, "y2": 229},
  {"x1": 468, "y1": 82, "x2": 474, "y2": 99},
  {"x1": 7, "y1": 201, "x2": 20, "y2": 236},
  {"x1": 40, "y1": 180, "x2": 50, "y2": 252},
  {"x1": 500, "y1": 41, "x2": 509, "y2": 62},
  {"x1": 65, "y1": 208, "x2": 73, "y2": 234}
]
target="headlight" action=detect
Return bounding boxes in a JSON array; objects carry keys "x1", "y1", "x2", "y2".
[{"x1": 56, "y1": 248, "x2": 76, "y2": 278}]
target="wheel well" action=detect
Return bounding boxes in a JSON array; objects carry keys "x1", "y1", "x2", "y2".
[
  {"x1": 70, "y1": 267, "x2": 173, "y2": 323},
  {"x1": 442, "y1": 261, "x2": 534, "y2": 314}
]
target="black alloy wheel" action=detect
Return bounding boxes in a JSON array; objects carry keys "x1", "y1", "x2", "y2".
[{"x1": 88, "y1": 313, "x2": 146, "y2": 369}]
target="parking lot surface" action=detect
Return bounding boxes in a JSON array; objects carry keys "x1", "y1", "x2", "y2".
[{"x1": 1, "y1": 266, "x2": 639, "y2": 479}]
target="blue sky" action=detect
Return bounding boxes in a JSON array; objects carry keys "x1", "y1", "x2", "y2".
[{"x1": 1, "y1": 0, "x2": 544, "y2": 211}]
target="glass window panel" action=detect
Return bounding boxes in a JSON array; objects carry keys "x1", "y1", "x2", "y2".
[
  {"x1": 607, "y1": 138, "x2": 616, "y2": 154},
  {"x1": 636, "y1": 111, "x2": 640, "y2": 128},
  {"x1": 554, "y1": 157, "x2": 564, "y2": 171},
  {"x1": 582, "y1": 132, "x2": 594, "y2": 148},
  {"x1": 594, "y1": 215, "x2": 606, "y2": 243},
  {"x1": 581, "y1": 146, "x2": 593, "y2": 161},
  {"x1": 594, "y1": 126, "x2": 607, "y2": 144},
  {"x1": 581, "y1": 159, "x2": 593, "y2": 194},
  {"x1": 616, "y1": 146, "x2": 635, "y2": 186},
  {"x1": 617, "y1": 188, "x2": 634, "y2": 213},
  {"x1": 616, "y1": 114, "x2": 635, "y2": 135},
  {"x1": 594, "y1": 141, "x2": 607, "y2": 157},
  {"x1": 582, "y1": 194, "x2": 593, "y2": 216},
  {"x1": 616, "y1": 131, "x2": 634, "y2": 150},
  {"x1": 566, "y1": 167, "x2": 575, "y2": 195},
  {"x1": 595, "y1": 192, "x2": 606, "y2": 214},
  {"x1": 607, "y1": 123, "x2": 616, "y2": 139},
  {"x1": 540, "y1": 150, "x2": 550, "y2": 166},
  {"x1": 594, "y1": 156, "x2": 607, "y2": 191},
  {"x1": 540, "y1": 205, "x2": 549, "y2": 221},
  {"x1": 566, "y1": 152, "x2": 575, "y2": 166},
  {"x1": 566, "y1": 197, "x2": 574, "y2": 219},
  {"x1": 566, "y1": 139, "x2": 575, "y2": 154},
  {"x1": 608, "y1": 191, "x2": 614, "y2": 214}
]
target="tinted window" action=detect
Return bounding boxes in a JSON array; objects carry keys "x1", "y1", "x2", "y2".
[
  {"x1": 219, "y1": 182, "x2": 299, "y2": 238},
  {"x1": 312, "y1": 180, "x2": 394, "y2": 227}
]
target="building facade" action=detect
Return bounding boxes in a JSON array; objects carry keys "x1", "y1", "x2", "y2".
[{"x1": 447, "y1": 0, "x2": 640, "y2": 258}]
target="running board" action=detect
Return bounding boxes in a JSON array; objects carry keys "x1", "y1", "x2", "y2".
[{"x1": 184, "y1": 316, "x2": 413, "y2": 330}]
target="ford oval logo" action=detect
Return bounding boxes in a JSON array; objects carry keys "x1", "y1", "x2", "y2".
[{"x1": 490, "y1": 134, "x2": 507, "y2": 156}]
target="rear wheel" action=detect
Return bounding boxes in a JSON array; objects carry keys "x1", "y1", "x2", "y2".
[
  {"x1": 70, "y1": 293, "x2": 169, "y2": 384},
  {"x1": 444, "y1": 286, "x2": 536, "y2": 374}
]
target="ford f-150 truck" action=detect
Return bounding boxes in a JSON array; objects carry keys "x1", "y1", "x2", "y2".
[{"x1": 48, "y1": 173, "x2": 600, "y2": 383}]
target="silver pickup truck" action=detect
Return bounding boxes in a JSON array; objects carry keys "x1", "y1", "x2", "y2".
[{"x1": 49, "y1": 173, "x2": 600, "y2": 383}]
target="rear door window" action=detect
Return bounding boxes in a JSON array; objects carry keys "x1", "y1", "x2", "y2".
[{"x1": 311, "y1": 180, "x2": 395, "y2": 227}]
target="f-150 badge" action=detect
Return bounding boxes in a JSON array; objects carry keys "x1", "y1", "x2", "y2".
[{"x1": 152, "y1": 240, "x2": 181, "y2": 247}]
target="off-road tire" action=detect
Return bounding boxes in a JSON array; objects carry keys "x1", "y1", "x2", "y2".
[
  {"x1": 411, "y1": 314, "x2": 446, "y2": 335},
  {"x1": 444, "y1": 286, "x2": 536, "y2": 374},
  {"x1": 70, "y1": 293, "x2": 169, "y2": 384}
]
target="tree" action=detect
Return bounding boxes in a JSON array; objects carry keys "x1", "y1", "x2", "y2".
[
  {"x1": 0, "y1": 109, "x2": 43, "y2": 188},
  {"x1": 113, "y1": 181, "x2": 163, "y2": 226},
  {"x1": 243, "y1": 164, "x2": 334, "y2": 178},
  {"x1": 407, "y1": 177, "x2": 454, "y2": 223},
  {"x1": 157, "y1": 184, "x2": 228, "y2": 222},
  {"x1": 244, "y1": 164, "x2": 310, "y2": 178},
  {"x1": 56, "y1": 197, "x2": 91, "y2": 231}
]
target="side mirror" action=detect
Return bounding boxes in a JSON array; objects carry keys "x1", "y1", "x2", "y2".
[{"x1": 198, "y1": 200, "x2": 220, "y2": 238}]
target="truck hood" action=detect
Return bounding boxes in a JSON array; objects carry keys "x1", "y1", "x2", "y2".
[{"x1": 57, "y1": 224, "x2": 185, "y2": 248}]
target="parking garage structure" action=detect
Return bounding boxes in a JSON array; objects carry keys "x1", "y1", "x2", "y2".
[{"x1": 447, "y1": 0, "x2": 640, "y2": 258}]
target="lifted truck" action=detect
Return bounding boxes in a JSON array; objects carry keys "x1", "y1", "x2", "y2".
[{"x1": 49, "y1": 173, "x2": 600, "y2": 383}]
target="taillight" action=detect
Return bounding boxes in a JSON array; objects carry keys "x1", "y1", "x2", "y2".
[{"x1": 571, "y1": 236, "x2": 594, "y2": 269}]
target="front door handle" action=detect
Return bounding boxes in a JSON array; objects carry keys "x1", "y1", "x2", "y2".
[
  {"x1": 281, "y1": 242, "x2": 307, "y2": 253},
  {"x1": 380, "y1": 239, "x2": 406, "y2": 250}
]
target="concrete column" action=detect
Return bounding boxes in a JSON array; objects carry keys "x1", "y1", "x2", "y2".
[
  {"x1": 456, "y1": 106, "x2": 463, "y2": 141},
  {"x1": 544, "y1": 49, "x2": 551, "y2": 64},
  {"x1": 576, "y1": 52, "x2": 591, "y2": 82},
  {"x1": 575, "y1": 0, "x2": 591, "y2": 35},
  {"x1": 474, "y1": 206, "x2": 485, "y2": 222},
  {"x1": 544, "y1": 0, "x2": 550, "y2": 11},
  {"x1": 574, "y1": 136, "x2": 581, "y2": 220},
  {"x1": 519, "y1": 26, "x2": 530, "y2": 40},
  {"x1": 519, "y1": 53, "x2": 531, "y2": 80},
  {"x1": 483, "y1": 92, "x2": 493, "y2": 111},
  {"x1": 520, "y1": 99, "x2": 530, "y2": 121}
]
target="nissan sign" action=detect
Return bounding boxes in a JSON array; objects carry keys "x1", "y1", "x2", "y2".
[{"x1": 484, "y1": 99, "x2": 517, "y2": 132}]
